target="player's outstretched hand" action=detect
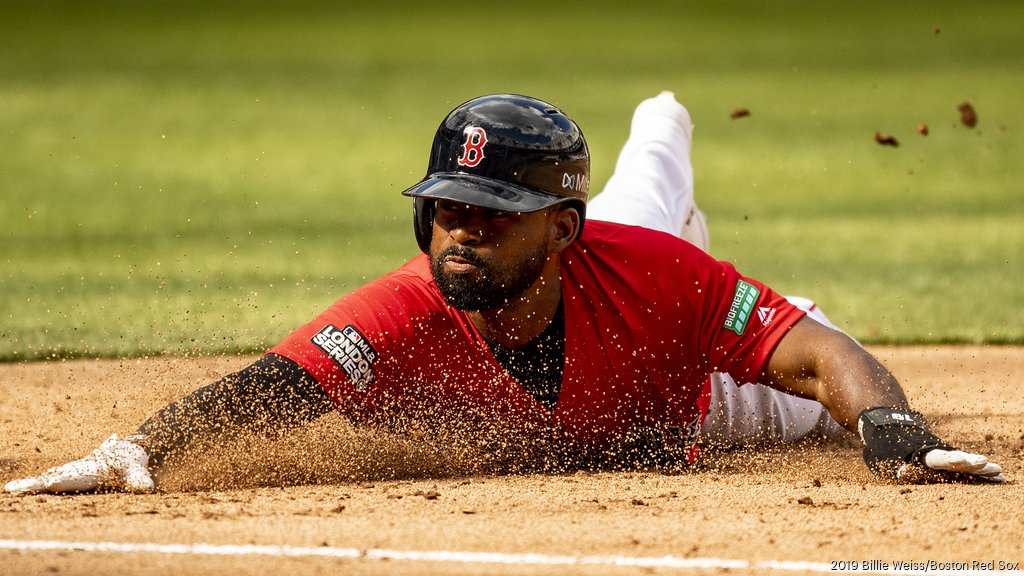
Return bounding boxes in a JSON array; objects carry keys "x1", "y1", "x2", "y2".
[
  {"x1": 857, "y1": 407, "x2": 1004, "y2": 483},
  {"x1": 4, "y1": 434, "x2": 154, "y2": 495},
  {"x1": 919, "y1": 448, "x2": 1003, "y2": 481}
]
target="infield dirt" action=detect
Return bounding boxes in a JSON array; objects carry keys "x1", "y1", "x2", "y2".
[{"x1": 1, "y1": 346, "x2": 1022, "y2": 575}]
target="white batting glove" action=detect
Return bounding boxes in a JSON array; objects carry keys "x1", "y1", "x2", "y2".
[
  {"x1": 4, "y1": 434, "x2": 154, "y2": 494},
  {"x1": 917, "y1": 448, "x2": 1004, "y2": 482}
]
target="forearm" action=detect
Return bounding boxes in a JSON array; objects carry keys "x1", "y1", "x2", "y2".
[
  {"x1": 762, "y1": 317, "x2": 909, "y2": 431},
  {"x1": 808, "y1": 341, "x2": 909, "y2": 431},
  {"x1": 133, "y1": 353, "x2": 335, "y2": 468}
]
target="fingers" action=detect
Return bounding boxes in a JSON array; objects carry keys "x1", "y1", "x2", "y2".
[
  {"x1": 3, "y1": 434, "x2": 155, "y2": 495},
  {"x1": 923, "y1": 449, "x2": 1005, "y2": 482},
  {"x1": 4, "y1": 476, "x2": 47, "y2": 495},
  {"x1": 3, "y1": 459, "x2": 105, "y2": 495},
  {"x1": 4, "y1": 457, "x2": 107, "y2": 494},
  {"x1": 924, "y1": 449, "x2": 987, "y2": 472},
  {"x1": 40, "y1": 458, "x2": 107, "y2": 492}
]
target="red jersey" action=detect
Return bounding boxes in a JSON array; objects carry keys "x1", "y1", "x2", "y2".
[{"x1": 270, "y1": 220, "x2": 804, "y2": 464}]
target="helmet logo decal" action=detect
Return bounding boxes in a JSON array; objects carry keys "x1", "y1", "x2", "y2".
[
  {"x1": 457, "y1": 126, "x2": 487, "y2": 168},
  {"x1": 562, "y1": 172, "x2": 589, "y2": 193}
]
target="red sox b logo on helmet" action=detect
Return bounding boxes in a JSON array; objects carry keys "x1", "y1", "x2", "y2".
[{"x1": 457, "y1": 126, "x2": 487, "y2": 167}]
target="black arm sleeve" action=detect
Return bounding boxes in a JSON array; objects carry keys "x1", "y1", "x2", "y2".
[{"x1": 133, "y1": 353, "x2": 335, "y2": 468}]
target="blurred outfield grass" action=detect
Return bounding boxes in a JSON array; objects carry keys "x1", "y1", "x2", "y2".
[{"x1": 1, "y1": 0, "x2": 1022, "y2": 360}]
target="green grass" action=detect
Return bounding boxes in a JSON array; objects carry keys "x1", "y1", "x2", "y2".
[{"x1": 2, "y1": 0, "x2": 1022, "y2": 360}]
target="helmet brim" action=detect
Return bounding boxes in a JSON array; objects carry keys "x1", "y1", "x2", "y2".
[{"x1": 401, "y1": 173, "x2": 567, "y2": 213}]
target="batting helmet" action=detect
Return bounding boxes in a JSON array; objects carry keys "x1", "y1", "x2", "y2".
[{"x1": 401, "y1": 94, "x2": 590, "y2": 253}]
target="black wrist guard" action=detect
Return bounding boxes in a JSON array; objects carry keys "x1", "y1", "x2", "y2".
[{"x1": 857, "y1": 407, "x2": 953, "y2": 477}]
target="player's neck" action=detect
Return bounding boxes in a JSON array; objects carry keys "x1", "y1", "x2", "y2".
[{"x1": 469, "y1": 267, "x2": 562, "y2": 350}]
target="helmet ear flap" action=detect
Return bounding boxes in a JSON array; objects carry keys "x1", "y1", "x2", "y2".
[{"x1": 413, "y1": 198, "x2": 435, "y2": 254}]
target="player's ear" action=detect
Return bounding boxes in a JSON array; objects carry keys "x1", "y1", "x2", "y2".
[{"x1": 549, "y1": 204, "x2": 581, "y2": 252}]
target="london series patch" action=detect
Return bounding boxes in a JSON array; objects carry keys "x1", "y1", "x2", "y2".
[
  {"x1": 311, "y1": 324, "x2": 378, "y2": 392},
  {"x1": 723, "y1": 280, "x2": 760, "y2": 335}
]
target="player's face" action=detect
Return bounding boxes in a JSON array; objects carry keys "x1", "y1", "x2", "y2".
[{"x1": 429, "y1": 200, "x2": 554, "y2": 311}]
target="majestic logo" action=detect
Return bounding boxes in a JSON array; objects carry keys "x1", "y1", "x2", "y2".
[
  {"x1": 723, "y1": 280, "x2": 761, "y2": 335},
  {"x1": 311, "y1": 324, "x2": 378, "y2": 392},
  {"x1": 757, "y1": 306, "x2": 776, "y2": 326},
  {"x1": 457, "y1": 126, "x2": 487, "y2": 167}
]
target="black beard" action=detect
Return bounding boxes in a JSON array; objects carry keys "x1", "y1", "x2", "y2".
[{"x1": 430, "y1": 244, "x2": 548, "y2": 311}]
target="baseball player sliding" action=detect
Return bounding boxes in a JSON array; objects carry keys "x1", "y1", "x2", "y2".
[{"x1": 5, "y1": 92, "x2": 1003, "y2": 494}]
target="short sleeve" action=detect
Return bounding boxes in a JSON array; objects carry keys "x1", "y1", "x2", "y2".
[
  {"x1": 268, "y1": 256, "x2": 451, "y2": 414},
  {"x1": 697, "y1": 261, "x2": 805, "y2": 383}
]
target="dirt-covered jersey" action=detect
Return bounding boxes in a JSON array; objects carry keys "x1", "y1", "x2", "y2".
[{"x1": 270, "y1": 220, "x2": 804, "y2": 463}]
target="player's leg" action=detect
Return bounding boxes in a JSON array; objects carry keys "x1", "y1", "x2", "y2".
[{"x1": 587, "y1": 91, "x2": 709, "y2": 251}]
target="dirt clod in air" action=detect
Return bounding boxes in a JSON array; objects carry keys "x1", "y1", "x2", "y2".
[
  {"x1": 874, "y1": 131, "x2": 899, "y2": 147},
  {"x1": 958, "y1": 102, "x2": 978, "y2": 128},
  {"x1": 730, "y1": 108, "x2": 751, "y2": 119}
]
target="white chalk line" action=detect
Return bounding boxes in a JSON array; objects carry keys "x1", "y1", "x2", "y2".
[{"x1": 1, "y1": 539, "x2": 1022, "y2": 575}]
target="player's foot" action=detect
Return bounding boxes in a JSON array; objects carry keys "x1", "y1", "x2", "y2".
[{"x1": 631, "y1": 91, "x2": 693, "y2": 142}]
